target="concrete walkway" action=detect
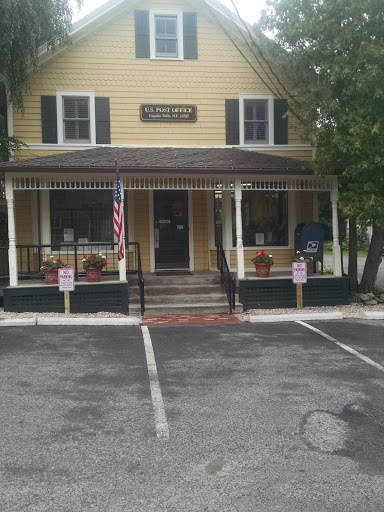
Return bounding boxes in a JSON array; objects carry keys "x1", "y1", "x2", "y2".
[{"x1": 324, "y1": 254, "x2": 384, "y2": 287}]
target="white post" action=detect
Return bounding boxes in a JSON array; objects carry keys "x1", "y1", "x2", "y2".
[
  {"x1": 330, "y1": 178, "x2": 342, "y2": 277},
  {"x1": 5, "y1": 174, "x2": 18, "y2": 286},
  {"x1": 234, "y1": 179, "x2": 245, "y2": 279},
  {"x1": 40, "y1": 190, "x2": 51, "y2": 259},
  {"x1": 118, "y1": 197, "x2": 126, "y2": 282},
  {"x1": 222, "y1": 190, "x2": 232, "y2": 267}
]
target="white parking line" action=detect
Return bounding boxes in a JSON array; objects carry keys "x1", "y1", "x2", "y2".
[
  {"x1": 297, "y1": 321, "x2": 384, "y2": 374},
  {"x1": 141, "y1": 326, "x2": 169, "y2": 440}
]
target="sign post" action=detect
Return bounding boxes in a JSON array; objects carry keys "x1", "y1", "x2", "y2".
[
  {"x1": 59, "y1": 268, "x2": 75, "y2": 316},
  {"x1": 292, "y1": 262, "x2": 307, "y2": 310}
]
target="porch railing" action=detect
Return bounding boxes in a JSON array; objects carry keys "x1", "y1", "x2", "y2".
[
  {"x1": 0, "y1": 242, "x2": 145, "y2": 314},
  {"x1": 216, "y1": 242, "x2": 236, "y2": 313}
]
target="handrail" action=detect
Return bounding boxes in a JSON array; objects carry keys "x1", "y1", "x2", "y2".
[
  {"x1": 216, "y1": 242, "x2": 236, "y2": 313},
  {"x1": 135, "y1": 242, "x2": 145, "y2": 316}
]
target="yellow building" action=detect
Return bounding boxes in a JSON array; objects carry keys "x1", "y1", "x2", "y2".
[{"x1": 0, "y1": 0, "x2": 346, "y2": 313}]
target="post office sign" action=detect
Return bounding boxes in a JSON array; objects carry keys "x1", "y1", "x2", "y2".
[{"x1": 140, "y1": 104, "x2": 197, "y2": 122}]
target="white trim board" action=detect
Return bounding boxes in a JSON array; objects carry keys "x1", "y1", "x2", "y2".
[{"x1": 22, "y1": 144, "x2": 314, "y2": 152}]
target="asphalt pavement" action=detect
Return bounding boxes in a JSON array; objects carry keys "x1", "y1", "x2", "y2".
[
  {"x1": 324, "y1": 254, "x2": 384, "y2": 287},
  {"x1": 0, "y1": 321, "x2": 384, "y2": 511}
]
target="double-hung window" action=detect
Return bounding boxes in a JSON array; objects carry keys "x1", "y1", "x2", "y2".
[
  {"x1": 150, "y1": 10, "x2": 183, "y2": 60},
  {"x1": 155, "y1": 15, "x2": 178, "y2": 57},
  {"x1": 56, "y1": 91, "x2": 96, "y2": 145},
  {"x1": 244, "y1": 100, "x2": 269, "y2": 144},
  {"x1": 63, "y1": 97, "x2": 90, "y2": 143},
  {"x1": 239, "y1": 95, "x2": 274, "y2": 146}
]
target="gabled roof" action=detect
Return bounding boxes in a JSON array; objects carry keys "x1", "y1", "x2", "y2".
[
  {"x1": 1, "y1": 147, "x2": 311, "y2": 174},
  {"x1": 37, "y1": 0, "x2": 254, "y2": 67}
]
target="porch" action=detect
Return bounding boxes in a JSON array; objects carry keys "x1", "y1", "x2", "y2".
[{"x1": 0, "y1": 147, "x2": 346, "y2": 313}]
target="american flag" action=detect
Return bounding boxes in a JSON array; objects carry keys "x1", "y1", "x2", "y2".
[{"x1": 114, "y1": 166, "x2": 125, "y2": 261}]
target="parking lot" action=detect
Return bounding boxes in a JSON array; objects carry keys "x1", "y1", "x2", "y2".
[{"x1": 0, "y1": 319, "x2": 384, "y2": 511}]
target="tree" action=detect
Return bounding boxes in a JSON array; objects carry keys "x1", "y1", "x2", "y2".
[
  {"x1": 260, "y1": 0, "x2": 384, "y2": 292},
  {"x1": 0, "y1": 0, "x2": 83, "y2": 161}
]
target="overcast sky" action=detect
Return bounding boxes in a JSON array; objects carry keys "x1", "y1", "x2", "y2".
[{"x1": 72, "y1": 0, "x2": 267, "y2": 24}]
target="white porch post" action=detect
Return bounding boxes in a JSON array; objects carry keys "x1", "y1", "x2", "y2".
[
  {"x1": 222, "y1": 190, "x2": 232, "y2": 266},
  {"x1": 330, "y1": 178, "x2": 342, "y2": 277},
  {"x1": 5, "y1": 174, "x2": 18, "y2": 286},
  {"x1": 234, "y1": 179, "x2": 245, "y2": 279}
]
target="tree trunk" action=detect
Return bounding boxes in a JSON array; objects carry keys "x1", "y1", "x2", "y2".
[
  {"x1": 358, "y1": 225, "x2": 384, "y2": 293},
  {"x1": 348, "y1": 219, "x2": 358, "y2": 291}
]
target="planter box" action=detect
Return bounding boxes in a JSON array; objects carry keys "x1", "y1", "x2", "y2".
[
  {"x1": 239, "y1": 276, "x2": 350, "y2": 310},
  {"x1": 4, "y1": 281, "x2": 129, "y2": 314}
]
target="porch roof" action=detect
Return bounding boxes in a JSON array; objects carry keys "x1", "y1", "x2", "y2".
[{"x1": 2, "y1": 147, "x2": 311, "y2": 175}]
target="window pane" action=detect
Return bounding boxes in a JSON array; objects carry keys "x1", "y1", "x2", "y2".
[
  {"x1": 156, "y1": 39, "x2": 166, "y2": 54},
  {"x1": 64, "y1": 120, "x2": 77, "y2": 139},
  {"x1": 165, "y1": 18, "x2": 177, "y2": 36},
  {"x1": 77, "y1": 99, "x2": 89, "y2": 119},
  {"x1": 78, "y1": 120, "x2": 90, "y2": 140},
  {"x1": 232, "y1": 191, "x2": 288, "y2": 247},
  {"x1": 64, "y1": 99, "x2": 76, "y2": 119},
  {"x1": 255, "y1": 102, "x2": 267, "y2": 120},
  {"x1": 164, "y1": 39, "x2": 177, "y2": 55},
  {"x1": 50, "y1": 191, "x2": 114, "y2": 248}
]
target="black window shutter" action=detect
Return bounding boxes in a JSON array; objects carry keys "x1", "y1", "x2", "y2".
[
  {"x1": 95, "y1": 97, "x2": 111, "y2": 144},
  {"x1": 135, "y1": 10, "x2": 150, "y2": 58},
  {"x1": 183, "y1": 12, "x2": 198, "y2": 60},
  {"x1": 41, "y1": 96, "x2": 57, "y2": 144},
  {"x1": 225, "y1": 99, "x2": 240, "y2": 145},
  {"x1": 274, "y1": 99, "x2": 288, "y2": 145}
]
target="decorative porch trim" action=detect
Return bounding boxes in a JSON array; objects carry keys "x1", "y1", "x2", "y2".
[{"x1": 9, "y1": 174, "x2": 335, "y2": 192}]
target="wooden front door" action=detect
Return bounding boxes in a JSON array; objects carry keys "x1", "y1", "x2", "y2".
[{"x1": 154, "y1": 191, "x2": 189, "y2": 269}]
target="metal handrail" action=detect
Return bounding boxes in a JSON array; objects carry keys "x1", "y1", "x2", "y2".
[
  {"x1": 136, "y1": 243, "x2": 145, "y2": 316},
  {"x1": 216, "y1": 242, "x2": 236, "y2": 313}
]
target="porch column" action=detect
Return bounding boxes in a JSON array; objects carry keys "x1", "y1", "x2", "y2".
[
  {"x1": 5, "y1": 175, "x2": 18, "y2": 286},
  {"x1": 330, "y1": 179, "x2": 342, "y2": 277},
  {"x1": 222, "y1": 190, "x2": 232, "y2": 266},
  {"x1": 234, "y1": 179, "x2": 245, "y2": 279}
]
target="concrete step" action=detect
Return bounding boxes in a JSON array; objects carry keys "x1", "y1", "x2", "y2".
[
  {"x1": 144, "y1": 293, "x2": 228, "y2": 306},
  {"x1": 143, "y1": 284, "x2": 224, "y2": 297},
  {"x1": 132, "y1": 303, "x2": 231, "y2": 316},
  {"x1": 142, "y1": 275, "x2": 222, "y2": 286}
]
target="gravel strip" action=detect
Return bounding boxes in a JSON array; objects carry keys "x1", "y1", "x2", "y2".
[
  {"x1": 0, "y1": 304, "x2": 383, "y2": 322},
  {"x1": 237, "y1": 303, "x2": 384, "y2": 321}
]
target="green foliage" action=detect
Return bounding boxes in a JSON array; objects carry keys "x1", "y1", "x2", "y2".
[
  {"x1": 41, "y1": 256, "x2": 65, "y2": 270},
  {"x1": 0, "y1": 0, "x2": 83, "y2": 110},
  {"x1": 82, "y1": 254, "x2": 108, "y2": 270},
  {"x1": 0, "y1": 114, "x2": 25, "y2": 161},
  {"x1": 260, "y1": 0, "x2": 384, "y2": 227}
]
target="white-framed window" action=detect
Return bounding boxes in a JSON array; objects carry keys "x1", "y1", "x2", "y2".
[
  {"x1": 239, "y1": 94, "x2": 274, "y2": 146},
  {"x1": 56, "y1": 91, "x2": 96, "y2": 145},
  {"x1": 149, "y1": 10, "x2": 184, "y2": 60}
]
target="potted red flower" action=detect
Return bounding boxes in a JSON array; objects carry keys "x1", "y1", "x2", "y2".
[
  {"x1": 82, "y1": 254, "x2": 107, "y2": 282},
  {"x1": 41, "y1": 256, "x2": 65, "y2": 285},
  {"x1": 293, "y1": 250, "x2": 314, "y2": 275},
  {"x1": 251, "y1": 250, "x2": 274, "y2": 278}
]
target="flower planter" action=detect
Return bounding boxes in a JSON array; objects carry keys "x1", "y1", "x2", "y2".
[
  {"x1": 44, "y1": 269, "x2": 59, "y2": 285},
  {"x1": 294, "y1": 260, "x2": 314, "y2": 276},
  {"x1": 254, "y1": 263, "x2": 271, "y2": 278},
  {"x1": 86, "y1": 267, "x2": 102, "y2": 283}
]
